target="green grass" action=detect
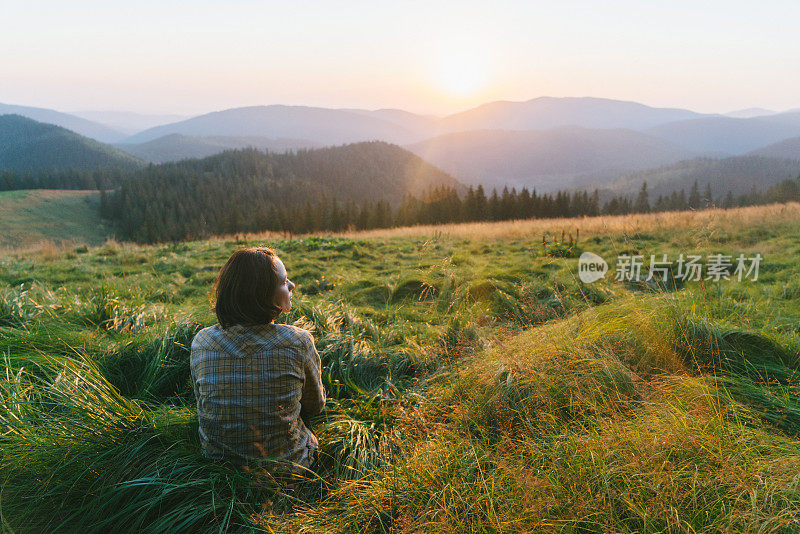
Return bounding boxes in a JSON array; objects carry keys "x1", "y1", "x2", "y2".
[
  {"x1": 0, "y1": 189, "x2": 112, "y2": 248},
  {"x1": 3, "y1": 205, "x2": 800, "y2": 532}
]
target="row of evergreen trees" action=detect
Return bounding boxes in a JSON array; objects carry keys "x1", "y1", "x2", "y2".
[{"x1": 0, "y1": 168, "x2": 125, "y2": 191}]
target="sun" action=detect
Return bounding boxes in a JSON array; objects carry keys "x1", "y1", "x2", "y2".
[{"x1": 432, "y1": 50, "x2": 488, "y2": 97}]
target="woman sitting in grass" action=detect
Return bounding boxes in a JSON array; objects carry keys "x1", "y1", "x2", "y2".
[{"x1": 190, "y1": 247, "x2": 326, "y2": 474}]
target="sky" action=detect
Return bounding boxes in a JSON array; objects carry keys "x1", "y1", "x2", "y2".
[{"x1": 2, "y1": 0, "x2": 799, "y2": 117}]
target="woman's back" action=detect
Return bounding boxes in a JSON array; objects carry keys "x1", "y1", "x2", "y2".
[{"x1": 190, "y1": 322, "x2": 325, "y2": 469}]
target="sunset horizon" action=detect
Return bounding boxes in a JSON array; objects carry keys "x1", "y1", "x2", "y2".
[{"x1": 0, "y1": 94, "x2": 795, "y2": 122}]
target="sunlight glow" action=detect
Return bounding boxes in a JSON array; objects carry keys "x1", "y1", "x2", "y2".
[{"x1": 432, "y1": 48, "x2": 489, "y2": 98}]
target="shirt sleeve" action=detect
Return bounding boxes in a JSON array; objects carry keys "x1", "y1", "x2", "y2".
[
  {"x1": 300, "y1": 331, "x2": 326, "y2": 417},
  {"x1": 189, "y1": 331, "x2": 205, "y2": 402}
]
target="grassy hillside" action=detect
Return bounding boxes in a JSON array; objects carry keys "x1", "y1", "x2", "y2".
[
  {"x1": 0, "y1": 114, "x2": 143, "y2": 171},
  {"x1": 2, "y1": 203, "x2": 800, "y2": 531},
  {"x1": 0, "y1": 189, "x2": 113, "y2": 249}
]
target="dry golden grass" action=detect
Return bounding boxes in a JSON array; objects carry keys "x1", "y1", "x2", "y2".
[
  {"x1": 0, "y1": 238, "x2": 77, "y2": 260},
  {"x1": 327, "y1": 202, "x2": 800, "y2": 241},
  {"x1": 0, "y1": 236, "x2": 141, "y2": 261}
]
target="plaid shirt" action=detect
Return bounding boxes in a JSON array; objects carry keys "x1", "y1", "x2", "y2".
[{"x1": 190, "y1": 323, "x2": 326, "y2": 470}]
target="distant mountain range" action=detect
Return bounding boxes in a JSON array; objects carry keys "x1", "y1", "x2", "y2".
[
  {"x1": 3, "y1": 96, "x2": 800, "y2": 198},
  {"x1": 71, "y1": 110, "x2": 189, "y2": 135},
  {"x1": 120, "y1": 97, "x2": 718, "y2": 146},
  {"x1": 122, "y1": 105, "x2": 425, "y2": 146},
  {"x1": 647, "y1": 112, "x2": 800, "y2": 154},
  {"x1": 112, "y1": 97, "x2": 800, "y2": 184},
  {"x1": 0, "y1": 115, "x2": 142, "y2": 172},
  {"x1": 406, "y1": 126, "x2": 697, "y2": 191},
  {"x1": 341, "y1": 108, "x2": 441, "y2": 136},
  {"x1": 725, "y1": 108, "x2": 778, "y2": 119},
  {"x1": 437, "y1": 96, "x2": 707, "y2": 132},
  {"x1": 116, "y1": 134, "x2": 321, "y2": 163}
]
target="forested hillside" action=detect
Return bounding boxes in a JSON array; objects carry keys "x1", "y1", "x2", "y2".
[
  {"x1": 605, "y1": 156, "x2": 800, "y2": 198},
  {"x1": 0, "y1": 115, "x2": 143, "y2": 172},
  {"x1": 0, "y1": 168, "x2": 129, "y2": 191},
  {"x1": 103, "y1": 142, "x2": 463, "y2": 242},
  {"x1": 749, "y1": 137, "x2": 800, "y2": 160}
]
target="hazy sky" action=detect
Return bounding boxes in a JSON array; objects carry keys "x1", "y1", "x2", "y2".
[{"x1": 2, "y1": 0, "x2": 799, "y2": 116}]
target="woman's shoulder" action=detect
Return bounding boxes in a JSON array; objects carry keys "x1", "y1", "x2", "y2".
[
  {"x1": 192, "y1": 323, "x2": 314, "y2": 353},
  {"x1": 272, "y1": 323, "x2": 314, "y2": 346},
  {"x1": 191, "y1": 324, "x2": 226, "y2": 351}
]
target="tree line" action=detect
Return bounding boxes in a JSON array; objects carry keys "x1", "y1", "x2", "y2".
[
  {"x1": 0, "y1": 168, "x2": 126, "y2": 191},
  {"x1": 103, "y1": 172, "x2": 800, "y2": 243}
]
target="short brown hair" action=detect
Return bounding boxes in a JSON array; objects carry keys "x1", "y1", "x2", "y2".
[{"x1": 213, "y1": 247, "x2": 282, "y2": 328}]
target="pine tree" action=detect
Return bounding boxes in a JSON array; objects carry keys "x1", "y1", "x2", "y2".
[
  {"x1": 703, "y1": 183, "x2": 713, "y2": 209},
  {"x1": 518, "y1": 188, "x2": 532, "y2": 219},
  {"x1": 489, "y1": 189, "x2": 501, "y2": 221},
  {"x1": 475, "y1": 185, "x2": 488, "y2": 221},
  {"x1": 634, "y1": 181, "x2": 650, "y2": 213},
  {"x1": 589, "y1": 190, "x2": 600, "y2": 216},
  {"x1": 723, "y1": 190, "x2": 735, "y2": 209},
  {"x1": 688, "y1": 180, "x2": 701, "y2": 209}
]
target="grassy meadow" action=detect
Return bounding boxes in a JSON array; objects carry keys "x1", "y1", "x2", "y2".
[
  {"x1": 2, "y1": 203, "x2": 800, "y2": 532},
  {"x1": 0, "y1": 189, "x2": 109, "y2": 250}
]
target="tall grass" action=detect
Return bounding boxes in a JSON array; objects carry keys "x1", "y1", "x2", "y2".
[
  {"x1": 288, "y1": 301, "x2": 424, "y2": 399},
  {"x1": 0, "y1": 355, "x2": 280, "y2": 533},
  {"x1": 280, "y1": 294, "x2": 800, "y2": 533},
  {"x1": 98, "y1": 320, "x2": 202, "y2": 404}
]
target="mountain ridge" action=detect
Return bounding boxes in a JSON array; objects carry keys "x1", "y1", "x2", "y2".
[
  {"x1": 438, "y1": 96, "x2": 710, "y2": 132},
  {"x1": 0, "y1": 103, "x2": 126, "y2": 143},
  {"x1": 123, "y1": 105, "x2": 422, "y2": 145},
  {"x1": 115, "y1": 133, "x2": 320, "y2": 163}
]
